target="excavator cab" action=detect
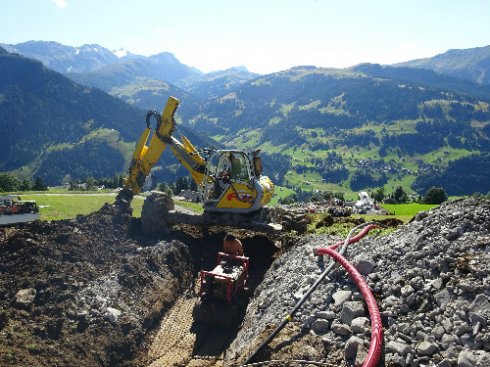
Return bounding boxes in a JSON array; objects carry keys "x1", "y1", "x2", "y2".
[{"x1": 201, "y1": 149, "x2": 273, "y2": 214}]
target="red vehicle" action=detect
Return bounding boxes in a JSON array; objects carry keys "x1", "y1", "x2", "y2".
[
  {"x1": 0, "y1": 195, "x2": 39, "y2": 225},
  {"x1": 193, "y1": 252, "x2": 250, "y2": 327}
]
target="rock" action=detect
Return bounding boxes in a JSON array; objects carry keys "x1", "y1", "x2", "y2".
[
  {"x1": 437, "y1": 359, "x2": 452, "y2": 367},
  {"x1": 331, "y1": 322, "x2": 351, "y2": 336},
  {"x1": 354, "y1": 259, "x2": 375, "y2": 276},
  {"x1": 315, "y1": 310, "x2": 336, "y2": 320},
  {"x1": 340, "y1": 301, "x2": 365, "y2": 325},
  {"x1": 332, "y1": 290, "x2": 352, "y2": 307},
  {"x1": 106, "y1": 307, "x2": 122, "y2": 324},
  {"x1": 446, "y1": 227, "x2": 463, "y2": 241},
  {"x1": 431, "y1": 325, "x2": 446, "y2": 340},
  {"x1": 435, "y1": 289, "x2": 453, "y2": 307},
  {"x1": 458, "y1": 350, "x2": 478, "y2": 367},
  {"x1": 344, "y1": 336, "x2": 367, "y2": 363},
  {"x1": 311, "y1": 319, "x2": 329, "y2": 334},
  {"x1": 386, "y1": 340, "x2": 411, "y2": 356},
  {"x1": 13, "y1": 288, "x2": 37, "y2": 308},
  {"x1": 401, "y1": 284, "x2": 414, "y2": 297},
  {"x1": 414, "y1": 211, "x2": 429, "y2": 221},
  {"x1": 351, "y1": 317, "x2": 370, "y2": 334},
  {"x1": 417, "y1": 340, "x2": 437, "y2": 356},
  {"x1": 469, "y1": 294, "x2": 490, "y2": 314}
]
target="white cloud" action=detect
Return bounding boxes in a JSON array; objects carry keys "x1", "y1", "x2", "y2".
[{"x1": 50, "y1": 0, "x2": 67, "y2": 8}]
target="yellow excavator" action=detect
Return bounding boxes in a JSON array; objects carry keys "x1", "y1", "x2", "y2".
[{"x1": 119, "y1": 96, "x2": 275, "y2": 216}]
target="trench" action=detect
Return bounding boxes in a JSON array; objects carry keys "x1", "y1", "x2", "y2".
[{"x1": 133, "y1": 225, "x2": 281, "y2": 367}]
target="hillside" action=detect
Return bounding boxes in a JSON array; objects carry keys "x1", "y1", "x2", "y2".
[
  {"x1": 179, "y1": 66, "x2": 490, "y2": 196},
  {"x1": 398, "y1": 45, "x2": 490, "y2": 85},
  {"x1": 0, "y1": 48, "x2": 215, "y2": 186}
]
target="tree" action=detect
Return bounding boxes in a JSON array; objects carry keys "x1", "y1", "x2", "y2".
[
  {"x1": 392, "y1": 186, "x2": 408, "y2": 204},
  {"x1": 32, "y1": 176, "x2": 48, "y2": 191},
  {"x1": 174, "y1": 176, "x2": 190, "y2": 194},
  {"x1": 85, "y1": 176, "x2": 96, "y2": 190},
  {"x1": 0, "y1": 173, "x2": 19, "y2": 192},
  {"x1": 158, "y1": 182, "x2": 174, "y2": 196},
  {"x1": 371, "y1": 187, "x2": 385, "y2": 203},
  {"x1": 19, "y1": 178, "x2": 32, "y2": 191},
  {"x1": 423, "y1": 186, "x2": 448, "y2": 204}
]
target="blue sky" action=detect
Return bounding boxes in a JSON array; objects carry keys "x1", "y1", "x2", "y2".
[{"x1": 2, "y1": 0, "x2": 490, "y2": 74}]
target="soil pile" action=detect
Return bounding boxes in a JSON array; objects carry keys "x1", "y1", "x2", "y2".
[
  {"x1": 228, "y1": 198, "x2": 490, "y2": 367},
  {"x1": 0, "y1": 203, "x2": 193, "y2": 367}
]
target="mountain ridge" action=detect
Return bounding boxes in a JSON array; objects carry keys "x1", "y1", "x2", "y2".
[{"x1": 398, "y1": 45, "x2": 490, "y2": 85}]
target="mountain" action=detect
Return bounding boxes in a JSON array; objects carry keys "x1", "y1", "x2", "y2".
[
  {"x1": 398, "y1": 45, "x2": 490, "y2": 85},
  {"x1": 68, "y1": 52, "x2": 201, "y2": 89},
  {"x1": 352, "y1": 63, "x2": 490, "y2": 100},
  {"x1": 0, "y1": 47, "x2": 216, "y2": 185},
  {"x1": 2, "y1": 41, "x2": 260, "y2": 110},
  {"x1": 179, "y1": 66, "x2": 490, "y2": 196},
  {"x1": 0, "y1": 41, "x2": 119, "y2": 73},
  {"x1": 185, "y1": 66, "x2": 260, "y2": 101}
]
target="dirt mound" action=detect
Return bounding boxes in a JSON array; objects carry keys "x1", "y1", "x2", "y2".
[{"x1": 0, "y1": 203, "x2": 193, "y2": 367}]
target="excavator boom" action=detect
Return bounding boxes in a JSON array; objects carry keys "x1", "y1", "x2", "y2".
[{"x1": 125, "y1": 96, "x2": 206, "y2": 195}]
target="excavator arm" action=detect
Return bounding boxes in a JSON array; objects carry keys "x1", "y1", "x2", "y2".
[{"x1": 123, "y1": 96, "x2": 207, "y2": 196}]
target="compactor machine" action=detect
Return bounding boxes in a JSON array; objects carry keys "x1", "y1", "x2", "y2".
[{"x1": 193, "y1": 252, "x2": 250, "y2": 327}]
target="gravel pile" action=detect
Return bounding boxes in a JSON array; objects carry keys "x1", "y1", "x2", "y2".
[{"x1": 230, "y1": 198, "x2": 490, "y2": 366}]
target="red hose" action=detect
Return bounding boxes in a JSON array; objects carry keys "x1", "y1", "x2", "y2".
[
  {"x1": 327, "y1": 223, "x2": 379, "y2": 251},
  {"x1": 315, "y1": 230, "x2": 383, "y2": 367}
]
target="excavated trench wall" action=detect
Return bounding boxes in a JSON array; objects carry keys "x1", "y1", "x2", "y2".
[{"x1": 0, "y1": 204, "x2": 196, "y2": 367}]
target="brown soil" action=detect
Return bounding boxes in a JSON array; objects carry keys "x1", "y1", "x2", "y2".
[{"x1": 0, "y1": 203, "x2": 282, "y2": 367}]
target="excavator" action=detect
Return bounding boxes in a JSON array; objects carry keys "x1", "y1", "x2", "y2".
[
  {"x1": 118, "y1": 96, "x2": 275, "y2": 217},
  {"x1": 116, "y1": 96, "x2": 308, "y2": 326}
]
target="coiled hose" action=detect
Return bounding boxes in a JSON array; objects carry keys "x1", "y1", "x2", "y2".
[{"x1": 242, "y1": 223, "x2": 382, "y2": 366}]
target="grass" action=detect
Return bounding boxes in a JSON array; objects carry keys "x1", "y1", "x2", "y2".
[
  {"x1": 21, "y1": 193, "x2": 144, "y2": 221},
  {"x1": 175, "y1": 200, "x2": 204, "y2": 214},
  {"x1": 307, "y1": 202, "x2": 440, "y2": 237},
  {"x1": 269, "y1": 186, "x2": 296, "y2": 206},
  {"x1": 380, "y1": 203, "x2": 439, "y2": 222}
]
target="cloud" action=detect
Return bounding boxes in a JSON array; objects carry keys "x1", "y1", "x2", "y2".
[{"x1": 50, "y1": 0, "x2": 67, "y2": 8}]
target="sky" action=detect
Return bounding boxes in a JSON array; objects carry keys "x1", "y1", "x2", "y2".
[{"x1": 2, "y1": 0, "x2": 490, "y2": 74}]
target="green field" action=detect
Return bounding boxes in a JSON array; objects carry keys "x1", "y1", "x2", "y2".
[
  {"x1": 22, "y1": 193, "x2": 144, "y2": 221},
  {"x1": 380, "y1": 203, "x2": 438, "y2": 221}
]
